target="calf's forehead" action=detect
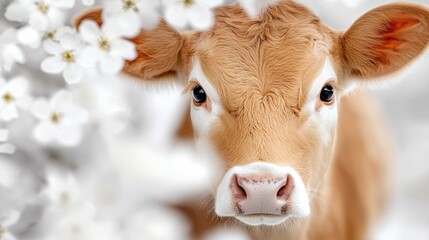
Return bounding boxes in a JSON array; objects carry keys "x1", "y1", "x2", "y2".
[{"x1": 192, "y1": 3, "x2": 334, "y2": 114}]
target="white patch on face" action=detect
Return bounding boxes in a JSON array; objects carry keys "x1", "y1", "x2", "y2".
[
  {"x1": 189, "y1": 60, "x2": 223, "y2": 137},
  {"x1": 302, "y1": 58, "x2": 338, "y2": 142}
]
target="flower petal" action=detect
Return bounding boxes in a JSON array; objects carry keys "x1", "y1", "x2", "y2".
[
  {"x1": 46, "y1": 8, "x2": 66, "y2": 28},
  {"x1": 56, "y1": 126, "x2": 82, "y2": 146},
  {"x1": 110, "y1": 39, "x2": 136, "y2": 60},
  {"x1": 79, "y1": 20, "x2": 102, "y2": 44},
  {"x1": 59, "y1": 33, "x2": 81, "y2": 50},
  {"x1": 33, "y1": 121, "x2": 56, "y2": 143},
  {"x1": 50, "y1": 90, "x2": 73, "y2": 111},
  {"x1": 5, "y1": 2, "x2": 29, "y2": 22},
  {"x1": 103, "y1": 0, "x2": 123, "y2": 17},
  {"x1": 103, "y1": 13, "x2": 141, "y2": 38},
  {"x1": 53, "y1": 26, "x2": 75, "y2": 41},
  {"x1": 16, "y1": 95, "x2": 33, "y2": 110},
  {"x1": 17, "y1": 27, "x2": 41, "y2": 48},
  {"x1": 32, "y1": 98, "x2": 51, "y2": 120},
  {"x1": 77, "y1": 46, "x2": 101, "y2": 67},
  {"x1": 41, "y1": 56, "x2": 66, "y2": 74},
  {"x1": 64, "y1": 105, "x2": 88, "y2": 124},
  {"x1": 50, "y1": 0, "x2": 75, "y2": 9},
  {"x1": 138, "y1": 4, "x2": 161, "y2": 30},
  {"x1": 63, "y1": 64, "x2": 84, "y2": 84},
  {"x1": 165, "y1": 5, "x2": 188, "y2": 30},
  {"x1": 99, "y1": 55, "x2": 124, "y2": 74},
  {"x1": 29, "y1": 12, "x2": 49, "y2": 32},
  {"x1": 0, "y1": 28, "x2": 18, "y2": 44},
  {"x1": 197, "y1": 0, "x2": 224, "y2": 8},
  {"x1": 237, "y1": 0, "x2": 259, "y2": 18},
  {"x1": 44, "y1": 40, "x2": 63, "y2": 55},
  {"x1": 7, "y1": 76, "x2": 28, "y2": 97},
  {"x1": 1, "y1": 104, "x2": 19, "y2": 121},
  {"x1": 0, "y1": 78, "x2": 6, "y2": 88},
  {"x1": 3, "y1": 44, "x2": 26, "y2": 65},
  {"x1": 187, "y1": 5, "x2": 215, "y2": 31}
]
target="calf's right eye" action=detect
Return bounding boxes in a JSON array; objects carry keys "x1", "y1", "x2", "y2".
[{"x1": 192, "y1": 85, "x2": 207, "y2": 106}]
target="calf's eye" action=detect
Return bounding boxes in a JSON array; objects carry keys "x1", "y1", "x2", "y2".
[
  {"x1": 192, "y1": 85, "x2": 207, "y2": 105},
  {"x1": 320, "y1": 85, "x2": 334, "y2": 102}
]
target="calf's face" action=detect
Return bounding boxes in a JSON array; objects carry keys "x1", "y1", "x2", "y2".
[
  {"x1": 188, "y1": 10, "x2": 337, "y2": 225},
  {"x1": 76, "y1": 1, "x2": 429, "y2": 227}
]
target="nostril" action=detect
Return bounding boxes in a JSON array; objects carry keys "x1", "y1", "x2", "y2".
[
  {"x1": 230, "y1": 174, "x2": 247, "y2": 201},
  {"x1": 277, "y1": 175, "x2": 294, "y2": 199}
]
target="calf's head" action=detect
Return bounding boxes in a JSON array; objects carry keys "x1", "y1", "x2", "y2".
[{"x1": 76, "y1": 1, "x2": 429, "y2": 227}]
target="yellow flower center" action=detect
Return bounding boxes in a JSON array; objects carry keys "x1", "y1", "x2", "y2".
[
  {"x1": 46, "y1": 30, "x2": 57, "y2": 40},
  {"x1": 183, "y1": 0, "x2": 194, "y2": 6},
  {"x1": 36, "y1": 1, "x2": 49, "y2": 14},
  {"x1": 62, "y1": 50, "x2": 75, "y2": 63},
  {"x1": 2, "y1": 92, "x2": 14, "y2": 103},
  {"x1": 98, "y1": 38, "x2": 111, "y2": 51},
  {"x1": 50, "y1": 112, "x2": 62, "y2": 124},
  {"x1": 122, "y1": 0, "x2": 137, "y2": 10}
]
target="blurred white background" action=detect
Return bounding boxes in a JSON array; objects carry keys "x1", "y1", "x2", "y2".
[{"x1": 0, "y1": 0, "x2": 428, "y2": 240}]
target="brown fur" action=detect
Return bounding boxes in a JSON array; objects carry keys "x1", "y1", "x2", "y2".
[{"x1": 74, "y1": 1, "x2": 428, "y2": 239}]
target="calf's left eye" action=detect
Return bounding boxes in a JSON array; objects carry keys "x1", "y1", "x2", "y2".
[{"x1": 320, "y1": 85, "x2": 334, "y2": 102}]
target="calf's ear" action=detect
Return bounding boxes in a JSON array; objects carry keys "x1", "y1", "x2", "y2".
[
  {"x1": 74, "y1": 8, "x2": 190, "y2": 82},
  {"x1": 341, "y1": 3, "x2": 429, "y2": 80}
]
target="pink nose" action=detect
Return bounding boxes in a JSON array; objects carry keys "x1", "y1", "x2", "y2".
[{"x1": 230, "y1": 174, "x2": 295, "y2": 215}]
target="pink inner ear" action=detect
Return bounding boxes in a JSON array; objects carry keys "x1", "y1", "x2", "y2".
[
  {"x1": 375, "y1": 18, "x2": 421, "y2": 64},
  {"x1": 382, "y1": 18, "x2": 421, "y2": 37}
]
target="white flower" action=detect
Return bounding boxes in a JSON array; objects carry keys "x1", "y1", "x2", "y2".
[
  {"x1": 162, "y1": 0, "x2": 224, "y2": 30},
  {"x1": 0, "y1": 129, "x2": 16, "y2": 155},
  {"x1": 103, "y1": 0, "x2": 160, "y2": 31},
  {"x1": 42, "y1": 171, "x2": 82, "y2": 208},
  {"x1": 16, "y1": 25, "x2": 74, "y2": 49},
  {"x1": 15, "y1": 26, "x2": 43, "y2": 48},
  {"x1": 32, "y1": 90, "x2": 88, "y2": 146},
  {"x1": 44, "y1": 26, "x2": 75, "y2": 42},
  {"x1": 41, "y1": 33, "x2": 86, "y2": 84},
  {"x1": 0, "y1": 76, "x2": 31, "y2": 122},
  {"x1": 5, "y1": 0, "x2": 75, "y2": 47},
  {"x1": 0, "y1": 28, "x2": 25, "y2": 74},
  {"x1": 5, "y1": 0, "x2": 74, "y2": 31},
  {"x1": 0, "y1": 210, "x2": 20, "y2": 240},
  {"x1": 78, "y1": 19, "x2": 137, "y2": 74}
]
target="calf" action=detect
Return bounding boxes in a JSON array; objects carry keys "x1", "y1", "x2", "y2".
[{"x1": 76, "y1": 1, "x2": 429, "y2": 239}]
